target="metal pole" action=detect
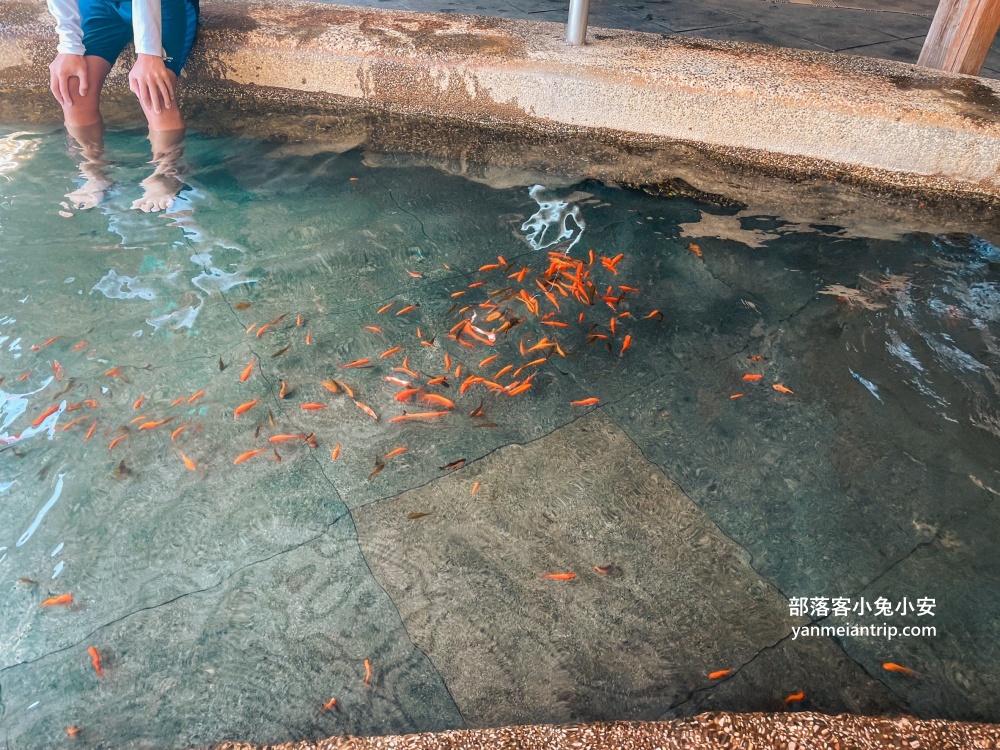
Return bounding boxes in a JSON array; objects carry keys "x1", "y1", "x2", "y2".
[{"x1": 566, "y1": 0, "x2": 590, "y2": 45}]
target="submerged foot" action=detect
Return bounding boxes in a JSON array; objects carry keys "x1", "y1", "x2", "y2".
[
  {"x1": 65, "y1": 177, "x2": 111, "y2": 210},
  {"x1": 132, "y1": 173, "x2": 183, "y2": 213}
]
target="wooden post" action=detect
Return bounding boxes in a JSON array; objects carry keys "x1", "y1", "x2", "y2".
[{"x1": 917, "y1": 0, "x2": 1000, "y2": 75}]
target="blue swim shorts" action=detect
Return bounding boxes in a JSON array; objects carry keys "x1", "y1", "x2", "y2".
[{"x1": 80, "y1": 0, "x2": 199, "y2": 77}]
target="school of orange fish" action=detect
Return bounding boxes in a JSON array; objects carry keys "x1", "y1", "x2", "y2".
[{"x1": 6, "y1": 246, "x2": 916, "y2": 736}]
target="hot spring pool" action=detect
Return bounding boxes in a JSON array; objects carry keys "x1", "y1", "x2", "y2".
[{"x1": 1, "y1": 126, "x2": 999, "y2": 747}]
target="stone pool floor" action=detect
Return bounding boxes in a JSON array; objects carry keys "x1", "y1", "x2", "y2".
[{"x1": 316, "y1": 0, "x2": 1000, "y2": 79}]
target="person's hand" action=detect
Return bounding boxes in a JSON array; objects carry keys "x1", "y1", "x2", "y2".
[
  {"x1": 128, "y1": 54, "x2": 174, "y2": 114},
  {"x1": 49, "y1": 53, "x2": 89, "y2": 107}
]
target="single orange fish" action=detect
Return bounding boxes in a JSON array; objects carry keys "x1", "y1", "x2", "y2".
[
  {"x1": 380, "y1": 346, "x2": 404, "y2": 359},
  {"x1": 61, "y1": 416, "x2": 87, "y2": 431},
  {"x1": 171, "y1": 423, "x2": 190, "y2": 440},
  {"x1": 321, "y1": 379, "x2": 341, "y2": 395},
  {"x1": 83, "y1": 399, "x2": 99, "y2": 409},
  {"x1": 322, "y1": 697, "x2": 339, "y2": 711},
  {"x1": 395, "y1": 388, "x2": 421, "y2": 402},
  {"x1": 542, "y1": 573, "x2": 576, "y2": 581},
  {"x1": 709, "y1": 669, "x2": 732, "y2": 680},
  {"x1": 883, "y1": 662, "x2": 918, "y2": 677},
  {"x1": 179, "y1": 452, "x2": 196, "y2": 471},
  {"x1": 109, "y1": 434, "x2": 128, "y2": 450},
  {"x1": 240, "y1": 360, "x2": 256, "y2": 383},
  {"x1": 30, "y1": 404, "x2": 60, "y2": 428},
  {"x1": 384, "y1": 376, "x2": 411, "y2": 388},
  {"x1": 471, "y1": 481, "x2": 480, "y2": 495},
  {"x1": 269, "y1": 434, "x2": 307, "y2": 444},
  {"x1": 255, "y1": 324, "x2": 272, "y2": 338},
  {"x1": 377, "y1": 302, "x2": 395, "y2": 314},
  {"x1": 87, "y1": 646, "x2": 104, "y2": 677},
  {"x1": 279, "y1": 380, "x2": 289, "y2": 399},
  {"x1": 773, "y1": 384, "x2": 795, "y2": 394},
  {"x1": 742, "y1": 373, "x2": 763, "y2": 382},
  {"x1": 354, "y1": 400, "x2": 379, "y2": 421},
  {"x1": 234, "y1": 448, "x2": 268, "y2": 464},
  {"x1": 53, "y1": 360, "x2": 66, "y2": 381},
  {"x1": 72, "y1": 341, "x2": 88, "y2": 352},
  {"x1": 296, "y1": 314, "x2": 302, "y2": 327},
  {"x1": 139, "y1": 419, "x2": 172, "y2": 430},
  {"x1": 748, "y1": 355, "x2": 763, "y2": 362},
  {"x1": 306, "y1": 332, "x2": 313, "y2": 345},
  {"x1": 784, "y1": 691, "x2": 805, "y2": 704},
  {"x1": 495, "y1": 365, "x2": 513, "y2": 379},
  {"x1": 688, "y1": 243, "x2": 702, "y2": 258},
  {"x1": 571, "y1": 398, "x2": 600, "y2": 406},
  {"x1": 133, "y1": 395, "x2": 146, "y2": 410},
  {"x1": 363, "y1": 658, "x2": 372, "y2": 686},
  {"x1": 301, "y1": 403, "x2": 327, "y2": 411},
  {"x1": 188, "y1": 389, "x2": 206, "y2": 403},
  {"x1": 396, "y1": 305, "x2": 417, "y2": 315},
  {"x1": 246, "y1": 323, "x2": 258, "y2": 335},
  {"x1": 66, "y1": 726, "x2": 81, "y2": 738},
  {"x1": 130, "y1": 415, "x2": 149, "y2": 424},
  {"x1": 644, "y1": 310, "x2": 662, "y2": 320},
  {"x1": 594, "y1": 565, "x2": 613, "y2": 575},
  {"x1": 331, "y1": 443, "x2": 341, "y2": 460},
  {"x1": 383, "y1": 446, "x2": 408, "y2": 460},
  {"x1": 84, "y1": 421, "x2": 97, "y2": 441},
  {"x1": 364, "y1": 325, "x2": 383, "y2": 333},
  {"x1": 341, "y1": 358, "x2": 371, "y2": 369},
  {"x1": 18, "y1": 371, "x2": 30, "y2": 382},
  {"x1": 105, "y1": 366, "x2": 122, "y2": 378},
  {"x1": 389, "y1": 411, "x2": 448, "y2": 423},
  {"x1": 170, "y1": 397, "x2": 185, "y2": 406},
  {"x1": 234, "y1": 399, "x2": 260, "y2": 418},
  {"x1": 427, "y1": 376, "x2": 448, "y2": 386},
  {"x1": 479, "y1": 354, "x2": 499, "y2": 368},
  {"x1": 730, "y1": 393, "x2": 746, "y2": 399},
  {"x1": 40, "y1": 594, "x2": 74, "y2": 607},
  {"x1": 420, "y1": 394, "x2": 455, "y2": 409},
  {"x1": 407, "y1": 270, "x2": 423, "y2": 279}
]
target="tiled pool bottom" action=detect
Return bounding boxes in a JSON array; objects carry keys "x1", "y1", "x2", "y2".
[{"x1": 0, "y1": 128, "x2": 999, "y2": 748}]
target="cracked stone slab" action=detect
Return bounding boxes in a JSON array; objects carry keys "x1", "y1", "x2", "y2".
[
  {"x1": 354, "y1": 412, "x2": 897, "y2": 726},
  {"x1": 0, "y1": 515, "x2": 464, "y2": 750}
]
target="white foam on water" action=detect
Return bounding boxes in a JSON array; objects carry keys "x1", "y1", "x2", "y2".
[{"x1": 92, "y1": 270, "x2": 157, "y2": 301}]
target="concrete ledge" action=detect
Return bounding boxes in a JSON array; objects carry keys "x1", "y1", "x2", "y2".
[
  {"x1": 212, "y1": 713, "x2": 1000, "y2": 749},
  {"x1": 3, "y1": 0, "x2": 1000, "y2": 199}
]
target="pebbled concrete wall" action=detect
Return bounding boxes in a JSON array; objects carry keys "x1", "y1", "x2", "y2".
[{"x1": 2, "y1": 0, "x2": 1000, "y2": 199}]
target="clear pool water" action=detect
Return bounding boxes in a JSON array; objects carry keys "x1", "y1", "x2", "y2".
[{"x1": 1, "y1": 127, "x2": 999, "y2": 747}]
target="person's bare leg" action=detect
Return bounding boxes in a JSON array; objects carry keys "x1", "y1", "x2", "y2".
[
  {"x1": 59, "y1": 56, "x2": 113, "y2": 210},
  {"x1": 133, "y1": 70, "x2": 186, "y2": 213}
]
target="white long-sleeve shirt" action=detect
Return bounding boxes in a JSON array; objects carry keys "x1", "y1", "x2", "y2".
[{"x1": 47, "y1": 0, "x2": 163, "y2": 58}]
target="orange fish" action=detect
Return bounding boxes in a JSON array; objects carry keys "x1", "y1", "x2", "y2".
[
  {"x1": 331, "y1": 443, "x2": 341, "y2": 460},
  {"x1": 296, "y1": 314, "x2": 302, "y2": 327},
  {"x1": 84, "y1": 421, "x2": 97, "y2": 441},
  {"x1": 709, "y1": 669, "x2": 732, "y2": 680},
  {"x1": 479, "y1": 354, "x2": 499, "y2": 368},
  {"x1": 389, "y1": 411, "x2": 448, "y2": 423},
  {"x1": 471, "y1": 481, "x2": 480, "y2": 495},
  {"x1": 171, "y1": 423, "x2": 190, "y2": 440},
  {"x1": 341, "y1": 358, "x2": 371, "y2": 369},
  {"x1": 109, "y1": 434, "x2": 128, "y2": 450},
  {"x1": 83, "y1": 399, "x2": 99, "y2": 409},
  {"x1": 688, "y1": 243, "x2": 702, "y2": 258},
  {"x1": 139, "y1": 419, "x2": 172, "y2": 430},
  {"x1": 353, "y1": 400, "x2": 379, "y2": 421},
  {"x1": 53, "y1": 361, "x2": 65, "y2": 381},
  {"x1": 594, "y1": 565, "x2": 613, "y2": 575},
  {"x1": 72, "y1": 341, "x2": 89, "y2": 352},
  {"x1": 364, "y1": 325, "x2": 383, "y2": 333},
  {"x1": 301, "y1": 403, "x2": 327, "y2": 411},
  {"x1": 246, "y1": 323, "x2": 258, "y2": 335},
  {"x1": 363, "y1": 658, "x2": 372, "y2": 686},
  {"x1": 105, "y1": 366, "x2": 122, "y2": 378},
  {"x1": 773, "y1": 384, "x2": 795, "y2": 394},
  {"x1": 571, "y1": 398, "x2": 600, "y2": 407},
  {"x1": 255, "y1": 324, "x2": 272, "y2": 338},
  {"x1": 748, "y1": 355, "x2": 763, "y2": 362},
  {"x1": 427, "y1": 376, "x2": 448, "y2": 386},
  {"x1": 620, "y1": 335, "x2": 632, "y2": 356},
  {"x1": 542, "y1": 573, "x2": 576, "y2": 581},
  {"x1": 61, "y1": 416, "x2": 87, "y2": 431},
  {"x1": 380, "y1": 346, "x2": 404, "y2": 359},
  {"x1": 644, "y1": 310, "x2": 662, "y2": 320},
  {"x1": 383, "y1": 446, "x2": 408, "y2": 460},
  {"x1": 240, "y1": 360, "x2": 256, "y2": 383},
  {"x1": 87, "y1": 646, "x2": 104, "y2": 677},
  {"x1": 419, "y1": 394, "x2": 455, "y2": 409},
  {"x1": 40, "y1": 594, "x2": 74, "y2": 607},
  {"x1": 170, "y1": 397, "x2": 185, "y2": 406},
  {"x1": 495, "y1": 365, "x2": 513, "y2": 379},
  {"x1": 322, "y1": 697, "x2": 339, "y2": 711},
  {"x1": 234, "y1": 399, "x2": 260, "y2": 418},
  {"x1": 407, "y1": 270, "x2": 423, "y2": 279},
  {"x1": 395, "y1": 388, "x2": 421, "y2": 403},
  {"x1": 396, "y1": 305, "x2": 417, "y2": 315},
  {"x1": 66, "y1": 726, "x2": 81, "y2": 738},
  {"x1": 30, "y1": 404, "x2": 60, "y2": 428},
  {"x1": 377, "y1": 302, "x2": 395, "y2": 314},
  {"x1": 321, "y1": 379, "x2": 341, "y2": 395},
  {"x1": 133, "y1": 395, "x2": 146, "y2": 410},
  {"x1": 234, "y1": 448, "x2": 268, "y2": 464},
  {"x1": 883, "y1": 662, "x2": 918, "y2": 677},
  {"x1": 179, "y1": 452, "x2": 196, "y2": 471},
  {"x1": 784, "y1": 691, "x2": 805, "y2": 704},
  {"x1": 730, "y1": 393, "x2": 746, "y2": 399},
  {"x1": 742, "y1": 373, "x2": 763, "y2": 382},
  {"x1": 267, "y1": 434, "x2": 306, "y2": 444},
  {"x1": 280, "y1": 380, "x2": 289, "y2": 399},
  {"x1": 384, "y1": 376, "x2": 411, "y2": 388},
  {"x1": 18, "y1": 371, "x2": 30, "y2": 382},
  {"x1": 306, "y1": 332, "x2": 313, "y2": 345}
]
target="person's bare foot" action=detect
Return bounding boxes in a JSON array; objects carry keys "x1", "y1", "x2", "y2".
[
  {"x1": 65, "y1": 175, "x2": 112, "y2": 210},
  {"x1": 132, "y1": 172, "x2": 183, "y2": 213}
]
